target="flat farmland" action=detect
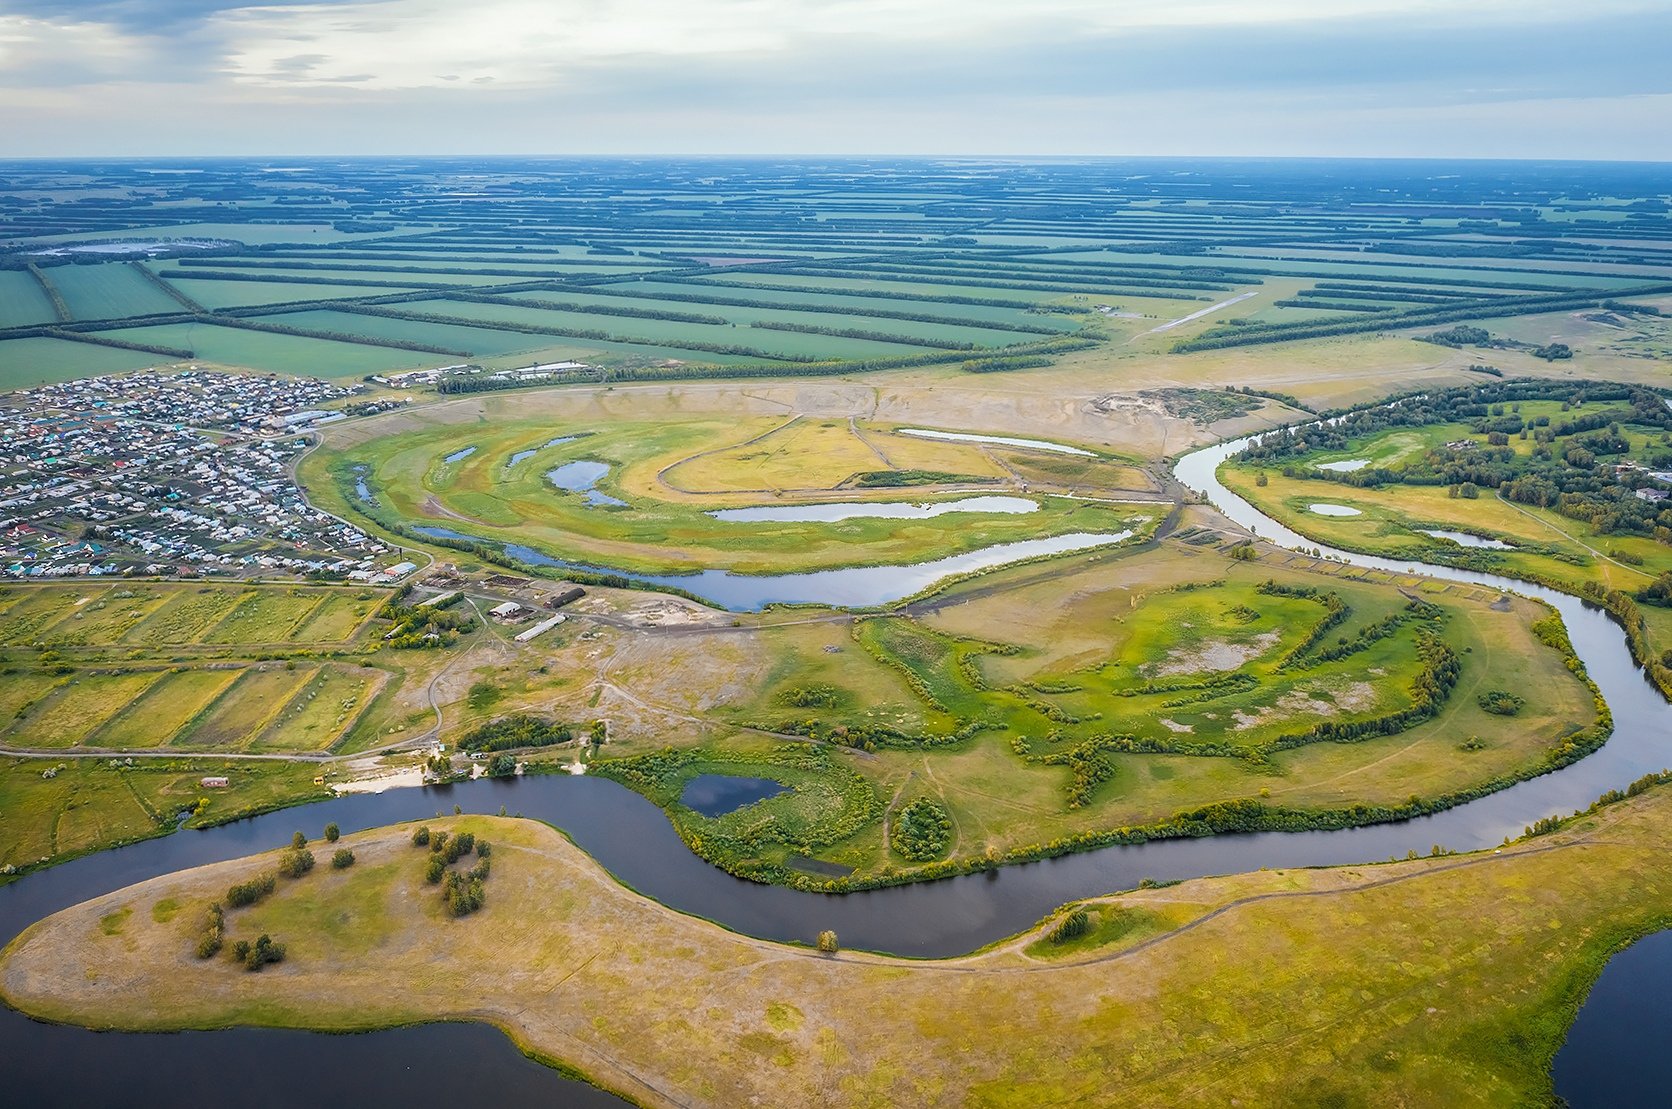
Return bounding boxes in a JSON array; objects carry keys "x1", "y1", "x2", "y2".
[
  {"x1": 86, "y1": 668, "x2": 244, "y2": 748},
  {"x1": 247, "y1": 664, "x2": 388, "y2": 752},
  {"x1": 522, "y1": 281, "x2": 1072, "y2": 329},
  {"x1": 166, "y1": 264, "x2": 517, "y2": 287},
  {"x1": 420, "y1": 299, "x2": 946, "y2": 360},
  {"x1": 170, "y1": 665, "x2": 317, "y2": 749},
  {"x1": 4, "y1": 671, "x2": 166, "y2": 748},
  {"x1": 252, "y1": 309, "x2": 552, "y2": 357},
  {"x1": 0, "y1": 335, "x2": 165, "y2": 389},
  {"x1": 3, "y1": 159, "x2": 1666, "y2": 384},
  {"x1": 0, "y1": 584, "x2": 385, "y2": 651},
  {"x1": 90, "y1": 322, "x2": 441, "y2": 377},
  {"x1": 158, "y1": 276, "x2": 430, "y2": 310},
  {"x1": 0, "y1": 270, "x2": 59, "y2": 328},
  {"x1": 45, "y1": 262, "x2": 180, "y2": 320}
]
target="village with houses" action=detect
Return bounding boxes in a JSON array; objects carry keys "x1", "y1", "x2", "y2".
[{"x1": 0, "y1": 367, "x2": 415, "y2": 581}]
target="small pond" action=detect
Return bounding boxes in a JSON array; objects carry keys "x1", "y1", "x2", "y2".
[
  {"x1": 1316, "y1": 459, "x2": 1371, "y2": 472},
  {"x1": 1553, "y1": 929, "x2": 1672, "y2": 1106},
  {"x1": 708, "y1": 495, "x2": 1038, "y2": 523},
  {"x1": 1421, "y1": 529, "x2": 1514, "y2": 550},
  {"x1": 548, "y1": 460, "x2": 628, "y2": 507},
  {"x1": 897, "y1": 428, "x2": 1093, "y2": 456},
  {"x1": 680, "y1": 774, "x2": 789, "y2": 817},
  {"x1": 442, "y1": 446, "x2": 477, "y2": 464},
  {"x1": 508, "y1": 436, "x2": 578, "y2": 466},
  {"x1": 352, "y1": 464, "x2": 373, "y2": 503},
  {"x1": 1308, "y1": 503, "x2": 1362, "y2": 517}
]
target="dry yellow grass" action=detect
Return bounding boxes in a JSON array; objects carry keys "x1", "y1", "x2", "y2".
[{"x1": 7, "y1": 792, "x2": 1672, "y2": 1108}]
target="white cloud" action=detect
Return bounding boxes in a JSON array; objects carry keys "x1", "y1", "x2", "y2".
[
  {"x1": 206, "y1": 0, "x2": 1667, "y2": 91},
  {"x1": 0, "y1": 13, "x2": 155, "y2": 85}
]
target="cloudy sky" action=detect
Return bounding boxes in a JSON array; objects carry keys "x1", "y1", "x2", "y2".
[{"x1": 2, "y1": 0, "x2": 1668, "y2": 158}]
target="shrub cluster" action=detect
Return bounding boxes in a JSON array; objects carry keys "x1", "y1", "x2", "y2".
[{"x1": 891, "y1": 799, "x2": 953, "y2": 861}]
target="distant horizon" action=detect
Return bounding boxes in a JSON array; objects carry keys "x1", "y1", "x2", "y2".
[{"x1": 3, "y1": 153, "x2": 1670, "y2": 166}]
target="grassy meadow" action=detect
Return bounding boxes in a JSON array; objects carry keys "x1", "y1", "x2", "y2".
[
  {"x1": 312, "y1": 411, "x2": 1152, "y2": 574},
  {"x1": 12, "y1": 791, "x2": 1672, "y2": 1106}
]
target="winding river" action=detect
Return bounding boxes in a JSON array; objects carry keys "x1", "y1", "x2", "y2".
[{"x1": 5, "y1": 430, "x2": 1667, "y2": 1106}]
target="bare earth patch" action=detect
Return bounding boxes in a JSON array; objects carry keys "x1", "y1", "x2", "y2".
[{"x1": 1147, "y1": 631, "x2": 1281, "y2": 678}]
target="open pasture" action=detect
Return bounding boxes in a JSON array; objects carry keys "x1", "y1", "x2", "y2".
[
  {"x1": 320, "y1": 411, "x2": 1145, "y2": 574},
  {"x1": 0, "y1": 584, "x2": 382, "y2": 651}
]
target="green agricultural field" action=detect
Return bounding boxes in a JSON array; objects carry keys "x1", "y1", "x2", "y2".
[
  {"x1": 417, "y1": 298, "x2": 944, "y2": 360},
  {"x1": 4, "y1": 671, "x2": 166, "y2": 748},
  {"x1": 86, "y1": 669, "x2": 245, "y2": 749},
  {"x1": 45, "y1": 262, "x2": 181, "y2": 320},
  {"x1": 252, "y1": 309, "x2": 550, "y2": 357},
  {"x1": 247, "y1": 664, "x2": 388, "y2": 752},
  {"x1": 0, "y1": 335, "x2": 165, "y2": 389},
  {"x1": 0, "y1": 584, "x2": 383, "y2": 651},
  {"x1": 0, "y1": 270, "x2": 59, "y2": 328},
  {"x1": 0, "y1": 581, "x2": 415, "y2": 761},
  {"x1": 199, "y1": 590, "x2": 335, "y2": 645},
  {"x1": 160, "y1": 277, "x2": 430, "y2": 311},
  {"x1": 171, "y1": 665, "x2": 318, "y2": 750},
  {"x1": 496, "y1": 283, "x2": 1078, "y2": 332},
  {"x1": 312, "y1": 411, "x2": 1147, "y2": 575},
  {"x1": 90, "y1": 322, "x2": 442, "y2": 378}
]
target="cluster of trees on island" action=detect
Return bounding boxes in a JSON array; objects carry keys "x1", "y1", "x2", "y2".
[
  {"x1": 193, "y1": 825, "x2": 353, "y2": 970},
  {"x1": 412, "y1": 826, "x2": 492, "y2": 917}
]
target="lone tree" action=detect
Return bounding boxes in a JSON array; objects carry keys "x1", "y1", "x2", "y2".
[
  {"x1": 290, "y1": 831, "x2": 307, "y2": 849},
  {"x1": 324, "y1": 823, "x2": 340, "y2": 843},
  {"x1": 817, "y1": 930, "x2": 839, "y2": 955}
]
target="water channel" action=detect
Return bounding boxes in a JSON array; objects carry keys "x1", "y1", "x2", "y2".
[{"x1": 6, "y1": 429, "x2": 1666, "y2": 1105}]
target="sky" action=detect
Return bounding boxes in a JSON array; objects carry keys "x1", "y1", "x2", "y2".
[{"x1": 1, "y1": 0, "x2": 1669, "y2": 159}]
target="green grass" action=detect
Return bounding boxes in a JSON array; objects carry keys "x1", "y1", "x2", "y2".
[
  {"x1": 90, "y1": 322, "x2": 443, "y2": 378},
  {"x1": 162, "y1": 277, "x2": 430, "y2": 310},
  {"x1": 316, "y1": 411, "x2": 1150, "y2": 575},
  {"x1": 47, "y1": 263, "x2": 181, "y2": 320},
  {"x1": 254, "y1": 309, "x2": 548, "y2": 356},
  {"x1": 87, "y1": 669, "x2": 244, "y2": 748},
  {"x1": 16, "y1": 795, "x2": 1672, "y2": 1106},
  {"x1": 499, "y1": 283, "x2": 1075, "y2": 331},
  {"x1": 0, "y1": 755, "x2": 330, "y2": 871},
  {"x1": 0, "y1": 335, "x2": 166, "y2": 389},
  {"x1": 171, "y1": 666, "x2": 317, "y2": 750},
  {"x1": 4, "y1": 671, "x2": 166, "y2": 748},
  {"x1": 413, "y1": 298, "x2": 942, "y2": 360},
  {"x1": 0, "y1": 270, "x2": 59, "y2": 328},
  {"x1": 249, "y1": 665, "x2": 387, "y2": 752}
]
